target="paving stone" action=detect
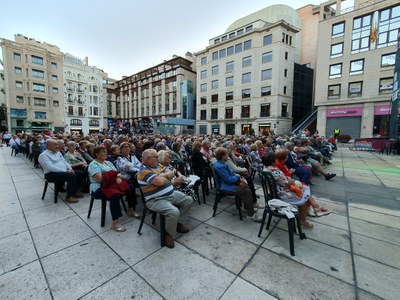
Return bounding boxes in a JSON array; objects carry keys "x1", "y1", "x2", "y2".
[
  {"x1": 221, "y1": 277, "x2": 277, "y2": 300},
  {"x1": 349, "y1": 218, "x2": 400, "y2": 246},
  {"x1": 41, "y1": 236, "x2": 128, "y2": 299},
  {"x1": 241, "y1": 248, "x2": 356, "y2": 299},
  {"x1": 0, "y1": 212, "x2": 27, "y2": 240},
  {"x1": 0, "y1": 192, "x2": 21, "y2": 217},
  {"x1": 0, "y1": 231, "x2": 38, "y2": 275},
  {"x1": 354, "y1": 255, "x2": 400, "y2": 300},
  {"x1": 80, "y1": 268, "x2": 162, "y2": 300},
  {"x1": 31, "y1": 215, "x2": 96, "y2": 258},
  {"x1": 24, "y1": 201, "x2": 76, "y2": 229},
  {"x1": 0, "y1": 260, "x2": 51, "y2": 300},
  {"x1": 134, "y1": 243, "x2": 235, "y2": 299},
  {"x1": 349, "y1": 207, "x2": 400, "y2": 229},
  {"x1": 179, "y1": 223, "x2": 258, "y2": 274}
]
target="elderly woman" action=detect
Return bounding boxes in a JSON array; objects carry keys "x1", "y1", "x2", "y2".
[
  {"x1": 107, "y1": 145, "x2": 120, "y2": 166},
  {"x1": 83, "y1": 142, "x2": 95, "y2": 164},
  {"x1": 250, "y1": 143, "x2": 263, "y2": 172},
  {"x1": 158, "y1": 150, "x2": 198, "y2": 202},
  {"x1": 64, "y1": 141, "x2": 88, "y2": 171},
  {"x1": 213, "y1": 147, "x2": 261, "y2": 222},
  {"x1": 115, "y1": 141, "x2": 142, "y2": 218},
  {"x1": 88, "y1": 145, "x2": 128, "y2": 232}
]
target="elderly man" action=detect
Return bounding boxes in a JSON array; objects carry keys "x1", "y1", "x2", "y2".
[
  {"x1": 38, "y1": 139, "x2": 84, "y2": 203},
  {"x1": 137, "y1": 149, "x2": 193, "y2": 248}
]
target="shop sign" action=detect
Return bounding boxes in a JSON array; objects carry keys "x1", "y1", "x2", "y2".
[
  {"x1": 374, "y1": 105, "x2": 400, "y2": 115},
  {"x1": 326, "y1": 107, "x2": 362, "y2": 117}
]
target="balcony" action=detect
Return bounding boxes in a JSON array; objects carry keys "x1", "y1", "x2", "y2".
[
  {"x1": 225, "y1": 114, "x2": 233, "y2": 119},
  {"x1": 241, "y1": 113, "x2": 250, "y2": 118},
  {"x1": 211, "y1": 114, "x2": 218, "y2": 120}
]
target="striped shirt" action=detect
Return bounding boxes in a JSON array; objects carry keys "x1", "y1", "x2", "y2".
[{"x1": 137, "y1": 163, "x2": 174, "y2": 201}]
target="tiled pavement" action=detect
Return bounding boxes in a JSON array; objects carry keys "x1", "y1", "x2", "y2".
[{"x1": 0, "y1": 145, "x2": 399, "y2": 299}]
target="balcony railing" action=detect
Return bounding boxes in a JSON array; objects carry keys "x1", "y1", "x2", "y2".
[
  {"x1": 260, "y1": 112, "x2": 270, "y2": 117},
  {"x1": 241, "y1": 113, "x2": 250, "y2": 118},
  {"x1": 225, "y1": 114, "x2": 233, "y2": 119}
]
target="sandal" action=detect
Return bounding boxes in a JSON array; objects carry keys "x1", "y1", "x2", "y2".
[
  {"x1": 313, "y1": 206, "x2": 333, "y2": 217},
  {"x1": 301, "y1": 221, "x2": 314, "y2": 230}
]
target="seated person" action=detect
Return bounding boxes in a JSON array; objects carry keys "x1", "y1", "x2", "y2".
[
  {"x1": 284, "y1": 141, "x2": 312, "y2": 185},
  {"x1": 64, "y1": 141, "x2": 88, "y2": 171},
  {"x1": 213, "y1": 147, "x2": 261, "y2": 222},
  {"x1": 88, "y1": 145, "x2": 128, "y2": 232},
  {"x1": 137, "y1": 149, "x2": 193, "y2": 248},
  {"x1": 31, "y1": 138, "x2": 42, "y2": 168},
  {"x1": 107, "y1": 145, "x2": 120, "y2": 166},
  {"x1": 38, "y1": 139, "x2": 84, "y2": 203},
  {"x1": 249, "y1": 143, "x2": 263, "y2": 173}
]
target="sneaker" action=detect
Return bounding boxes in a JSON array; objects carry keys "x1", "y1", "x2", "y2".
[
  {"x1": 325, "y1": 173, "x2": 336, "y2": 180},
  {"x1": 176, "y1": 223, "x2": 190, "y2": 233},
  {"x1": 165, "y1": 233, "x2": 175, "y2": 248},
  {"x1": 254, "y1": 202, "x2": 265, "y2": 209},
  {"x1": 247, "y1": 214, "x2": 262, "y2": 222},
  {"x1": 111, "y1": 223, "x2": 126, "y2": 232}
]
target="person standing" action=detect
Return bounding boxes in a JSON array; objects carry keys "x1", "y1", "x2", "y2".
[{"x1": 334, "y1": 128, "x2": 341, "y2": 140}]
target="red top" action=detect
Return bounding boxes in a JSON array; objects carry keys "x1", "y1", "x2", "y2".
[{"x1": 276, "y1": 159, "x2": 292, "y2": 178}]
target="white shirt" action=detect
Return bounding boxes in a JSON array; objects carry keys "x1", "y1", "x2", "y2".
[{"x1": 38, "y1": 150, "x2": 71, "y2": 174}]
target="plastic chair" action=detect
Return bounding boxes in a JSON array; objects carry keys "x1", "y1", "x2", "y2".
[
  {"x1": 41, "y1": 179, "x2": 60, "y2": 203},
  {"x1": 87, "y1": 194, "x2": 127, "y2": 227}
]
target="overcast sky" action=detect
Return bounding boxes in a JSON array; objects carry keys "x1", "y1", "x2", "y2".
[{"x1": 0, "y1": 0, "x2": 338, "y2": 79}]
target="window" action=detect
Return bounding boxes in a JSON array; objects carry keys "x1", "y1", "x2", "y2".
[
  {"x1": 262, "y1": 69, "x2": 272, "y2": 80},
  {"x1": 31, "y1": 55, "x2": 44, "y2": 65},
  {"x1": 329, "y1": 63, "x2": 342, "y2": 78},
  {"x1": 282, "y1": 33, "x2": 292, "y2": 45},
  {"x1": 32, "y1": 69, "x2": 44, "y2": 78},
  {"x1": 348, "y1": 81, "x2": 363, "y2": 97},
  {"x1": 381, "y1": 53, "x2": 396, "y2": 67},
  {"x1": 200, "y1": 83, "x2": 207, "y2": 92},
  {"x1": 281, "y1": 103, "x2": 288, "y2": 117},
  {"x1": 53, "y1": 100, "x2": 59, "y2": 107},
  {"x1": 263, "y1": 34, "x2": 272, "y2": 45},
  {"x1": 15, "y1": 67, "x2": 22, "y2": 74},
  {"x1": 16, "y1": 96, "x2": 24, "y2": 103},
  {"x1": 32, "y1": 83, "x2": 45, "y2": 92},
  {"x1": 262, "y1": 51, "x2": 272, "y2": 63},
  {"x1": 219, "y1": 49, "x2": 226, "y2": 58},
  {"x1": 212, "y1": 51, "x2": 218, "y2": 60},
  {"x1": 34, "y1": 98, "x2": 46, "y2": 106},
  {"x1": 378, "y1": 5, "x2": 400, "y2": 48},
  {"x1": 283, "y1": 86, "x2": 287, "y2": 95},
  {"x1": 284, "y1": 69, "x2": 288, "y2": 77},
  {"x1": 14, "y1": 52, "x2": 21, "y2": 61},
  {"x1": 235, "y1": 43, "x2": 242, "y2": 53},
  {"x1": 51, "y1": 62, "x2": 57, "y2": 69},
  {"x1": 226, "y1": 91, "x2": 233, "y2": 101},
  {"x1": 70, "y1": 119, "x2": 82, "y2": 126},
  {"x1": 89, "y1": 120, "x2": 99, "y2": 126},
  {"x1": 211, "y1": 108, "x2": 218, "y2": 119},
  {"x1": 16, "y1": 120, "x2": 24, "y2": 127},
  {"x1": 245, "y1": 25, "x2": 253, "y2": 32},
  {"x1": 241, "y1": 105, "x2": 250, "y2": 118},
  {"x1": 225, "y1": 107, "x2": 233, "y2": 119},
  {"x1": 244, "y1": 40, "x2": 251, "y2": 50},
  {"x1": 200, "y1": 70, "x2": 207, "y2": 79},
  {"x1": 229, "y1": 32, "x2": 235, "y2": 39},
  {"x1": 78, "y1": 107, "x2": 83, "y2": 116},
  {"x1": 261, "y1": 86, "x2": 271, "y2": 96},
  {"x1": 211, "y1": 80, "x2": 219, "y2": 89},
  {"x1": 214, "y1": 38, "x2": 220, "y2": 44},
  {"x1": 328, "y1": 84, "x2": 341, "y2": 99},
  {"x1": 34, "y1": 111, "x2": 46, "y2": 119},
  {"x1": 242, "y1": 89, "x2": 251, "y2": 98},
  {"x1": 379, "y1": 77, "x2": 393, "y2": 94},
  {"x1": 68, "y1": 106, "x2": 74, "y2": 115},
  {"x1": 352, "y1": 15, "x2": 371, "y2": 53},
  {"x1": 330, "y1": 43, "x2": 344, "y2": 57},
  {"x1": 242, "y1": 56, "x2": 252, "y2": 67},
  {"x1": 350, "y1": 59, "x2": 364, "y2": 75},
  {"x1": 221, "y1": 35, "x2": 227, "y2": 41},
  {"x1": 200, "y1": 96, "x2": 207, "y2": 104},
  {"x1": 51, "y1": 75, "x2": 58, "y2": 81},
  {"x1": 212, "y1": 65, "x2": 219, "y2": 75},
  {"x1": 237, "y1": 29, "x2": 244, "y2": 36},
  {"x1": 226, "y1": 61, "x2": 234, "y2": 72},
  {"x1": 285, "y1": 52, "x2": 288, "y2": 60},
  {"x1": 211, "y1": 94, "x2": 218, "y2": 102},
  {"x1": 332, "y1": 22, "x2": 345, "y2": 38},
  {"x1": 260, "y1": 104, "x2": 270, "y2": 117},
  {"x1": 227, "y1": 46, "x2": 234, "y2": 56},
  {"x1": 226, "y1": 76, "x2": 234, "y2": 86},
  {"x1": 16, "y1": 81, "x2": 23, "y2": 89},
  {"x1": 93, "y1": 107, "x2": 99, "y2": 116},
  {"x1": 242, "y1": 72, "x2": 251, "y2": 83},
  {"x1": 201, "y1": 57, "x2": 207, "y2": 65}
]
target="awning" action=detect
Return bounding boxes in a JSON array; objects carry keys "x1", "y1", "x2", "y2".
[{"x1": 70, "y1": 127, "x2": 82, "y2": 130}]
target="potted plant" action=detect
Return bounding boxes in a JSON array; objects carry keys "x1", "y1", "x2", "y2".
[{"x1": 337, "y1": 134, "x2": 351, "y2": 143}]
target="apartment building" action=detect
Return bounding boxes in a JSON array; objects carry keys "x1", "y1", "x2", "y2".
[
  {"x1": 64, "y1": 53, "x2": 105, "y2": 134},
  {"x1": 110, "y1": 54, "x2": 196, "y2": 133},
  {"x1": 1, "y1": 35, "x2": 65, "y2": 133},
  {"x1": 315, "y1": 0, "x2": 399, "y2": 139},
  {"x1": 195, "y1": 5, "x2": 306, "y2": 136},
  {"x1": 0, "y1": 70, "x2": 6, "y2": 132}
]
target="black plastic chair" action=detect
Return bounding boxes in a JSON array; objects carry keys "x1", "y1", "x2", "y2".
[
  {"x1": 258, "y1": 172, "x2": 306, "y2": 256},
  {"x1": 137, "y1": 189, "x2": 166, "y2": 247},
  {"x1": 212, "y1": 167, "x2": 243, "y2": 220},
  {"x1": 87, "y1": 194, "x2": 127, "y2": 227},
  {"x1": 41, "y1": 179, "x2": 60, "y2": 203}
]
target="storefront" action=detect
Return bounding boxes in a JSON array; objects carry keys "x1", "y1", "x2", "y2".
[
  {"x1": 211, "y1": 125, "x2": 220, "y2": 134},
  {"x1": 258, "y1": 123, "x2": 271, "y2": 136},
  {"x1": 241, "y1": 124, "x2": 252, "y2": 135},
  {"x1": 326, "y1": 107, "x2": 362, "y2": 139},
  {"x1": 225, "y1": 124, "x2": 235, "y2": 135},
  {"x1": 374, "y1": 104, "x2": 400, "y2": 137}
]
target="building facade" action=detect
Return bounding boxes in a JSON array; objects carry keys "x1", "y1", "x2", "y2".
[
  {"x1": 0, "y1": 70, "x2": 6, "y2": 131},
  {"x1": 1, "y1": 35, "x2": 65, "y2": 133},
  {"x1": 108, "y1": 55, "x2": 196, "y2": 134},
  {"x1": 195, "y1": 5, "x2": 307, "y2": 136},
  {"x1": 63, "y1": 53, "x2": 105, "y2": 134},
  {"x1": 315, "y1": 0, "x2": 399, "y2": 139}
]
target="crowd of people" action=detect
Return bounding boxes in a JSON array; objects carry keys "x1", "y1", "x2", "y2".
[{"x1": 2, "y1": 130, "x2": 337, "y2": 248}]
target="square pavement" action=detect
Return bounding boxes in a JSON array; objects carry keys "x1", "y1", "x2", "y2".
[{"x1": 0, "y1": 145, "x2": 399, "y2": 299}]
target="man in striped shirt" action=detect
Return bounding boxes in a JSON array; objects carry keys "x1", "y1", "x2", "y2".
[{"x1": 137, "y1": 149, "x2": 193, "y2": 248}]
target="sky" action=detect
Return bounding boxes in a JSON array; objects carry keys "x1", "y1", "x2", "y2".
[{"x1": 0, "y1": 0, "x2": 337, "y2": 79}]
